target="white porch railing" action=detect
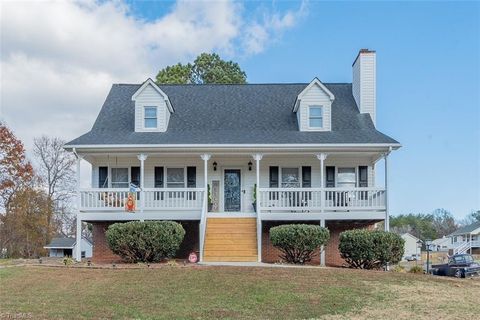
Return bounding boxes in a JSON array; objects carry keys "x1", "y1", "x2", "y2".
[
  {"x1": 79, "y1": 188, "x2": 205, "y2": 211},
  {"x1": 258, "y1": 187, "x2": 386, "y2": 212},
  {"x1": 143, "y1": 188, "x2": 204, "y2": 210}
]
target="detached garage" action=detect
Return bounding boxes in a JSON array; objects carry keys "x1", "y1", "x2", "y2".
[{"x1": 44, "y1": 237, "x2": 93, "y2": 258}]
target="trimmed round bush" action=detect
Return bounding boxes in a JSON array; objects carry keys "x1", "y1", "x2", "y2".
[
  {"x1": 338, "y1": 229, "x2": 404, "y2": 269},
  {"x1": 106, "y1": 221, "x2": 185, "y2": 263},
  {"x1": 269, "y1": 224, "x2": 330, "y2": 264}
]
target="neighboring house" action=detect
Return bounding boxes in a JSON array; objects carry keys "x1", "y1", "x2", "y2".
[
  {"x1": 44, "y1": 237, "x2": 93, "y2": 258},
  {"x1": 432, "y1": 236, "x2": 450, "y2": 252},
  {"x1": 65, "y1": 49, "x2": 401, "y2": 266},
  {"x1": 401, "y1": 233, "x2": 421, "y2": 260},
  {"x1": 448, "y1": 222, "x2": 480, "y2": 255}
]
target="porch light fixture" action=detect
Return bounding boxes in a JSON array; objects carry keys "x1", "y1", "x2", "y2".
[
  {"x1": 213, "y1": 162, "x2": 217, "y2": 171},
  {"x1": 248, "y1": 161, "x2": 253, "y2": 171}
]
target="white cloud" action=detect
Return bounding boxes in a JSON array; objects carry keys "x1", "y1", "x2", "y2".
[
  {"x1": 241, "y1": 1, "x2": 308, "y2": 55},
  {"x1": 0, "y1": 0, "x2": 307, "y2": 154}
]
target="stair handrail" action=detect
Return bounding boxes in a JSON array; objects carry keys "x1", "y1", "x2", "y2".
[
  {"x1": 199, "y1": 189, "x2": 208, "y2": 262},
  {"x1": 453, "y1": 241, "x2": 471, "y2": 255}
]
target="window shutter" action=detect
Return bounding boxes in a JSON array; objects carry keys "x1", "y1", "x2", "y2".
[
  {"x1": 187, "y1": 167, "x2": 196, "y2": 200},
  {"x1": 269, "y1": 166, "x2": 279, "y2": 188},
  {"x1": 187, "y1": 167, "x2": 196, "y2": 188},
  {"x1": 98, "y1": 167, "x2": 108, "y2": 188},
  {"x1": 154, "y1": 167, "x2": 164, "y2": 201},
  {"x1": 131, "y1": 167, "x2": 140, "y2": 187},
  {"x1": 154, "y1": 167, "x2": 164, "y2": 188},
  {"x1": 326, "y1": 166, "x2": 335, "y2": 187},
  {"x1": 302, "y1": 166, "x2": 311, "y2": 188},
  {"x1": 358, "y1": 166, "x2": 368, "y2": 187}
]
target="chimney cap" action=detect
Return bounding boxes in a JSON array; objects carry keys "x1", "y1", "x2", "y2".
[
  {"x1": 352, "y1": 48, "x2": 376, "y2": 66},
  {"x1": 359, "y1": 48, "x2": 376, "y2": 53}
]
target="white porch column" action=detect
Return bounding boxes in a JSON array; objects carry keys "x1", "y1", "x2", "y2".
[
  {"x1": 252, "y1": 154, "x2": 263, "y2": 262},
  {"x1": 320, "y1": 219, "x2": 326, "y2": 266},
  {"x1": 74, "y1": 151, "x2": 83, "y2": 262},
  {"x1": 137, "y1": 154, "x2": 148, "y2": 215},
  {"x1": 75, "y1": 216, "x2": 82, "y2": 261},
  {"x1": 75, "y1": 153, "x2": 83, "y2": 211},
  {"x1": 384, "y1": 147, "x2": 392, "y2": 232},
  {"x1": 316, "y1": 153, "x2": 328, "y2": 211},
  {"x1": 200, "y1": 154, "x2": 211, "y2": 262}
]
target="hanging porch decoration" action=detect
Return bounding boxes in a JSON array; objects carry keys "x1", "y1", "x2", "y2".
[{"x1": 125, "y1": 183, "x2": 138, "y2": 212}]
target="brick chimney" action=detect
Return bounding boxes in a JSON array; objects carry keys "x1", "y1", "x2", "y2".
[{"x1": 352, "y1": 49, "x2": 376, "y2": 126}]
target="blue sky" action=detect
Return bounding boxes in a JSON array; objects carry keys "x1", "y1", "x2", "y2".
[
  {"x1": 2, "y1": 1, "x2": 478, "y2": 219},
  {"x1": 127, "y1": 1, "x2": 480, "y2": 218}
]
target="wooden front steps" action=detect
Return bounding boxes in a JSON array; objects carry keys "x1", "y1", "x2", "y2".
[{"x1": 203, "y1": 218, "x2": 258, "y2": 262}]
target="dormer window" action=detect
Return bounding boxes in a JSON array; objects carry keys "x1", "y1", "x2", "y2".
[
  {"x1": 308, "y1": 106, "x2": 323, "y2": 128},
  {"x1": 144, "y1": 106, "x2": 158, "y2": 129}
]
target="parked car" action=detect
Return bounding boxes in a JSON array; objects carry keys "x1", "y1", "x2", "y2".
[
  {"x1": 405, "y1": 254, "x2": 421, "y2": 261},
  {"x1": 430, "y1": 254, "x2": 480, "y2": 278}
]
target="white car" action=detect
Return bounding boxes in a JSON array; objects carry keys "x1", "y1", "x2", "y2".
[{"x1": 405, "y1": 254, "x2": 421, "y2": 261}]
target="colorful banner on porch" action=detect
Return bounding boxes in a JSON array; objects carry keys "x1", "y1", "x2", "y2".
[{"x1": 125, "y1": 193, "x2": 136, "y2": 212}]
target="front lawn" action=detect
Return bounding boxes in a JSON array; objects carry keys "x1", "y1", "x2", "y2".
[{"x1": 0, "y1": 265, "x2": 478, "y2": 319}]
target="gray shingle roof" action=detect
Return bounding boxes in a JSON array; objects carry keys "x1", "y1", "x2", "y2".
[
  {"x1": 44, "y1": 237, "x2": 76, "y2": 248},
  {"x1": 449, "y1": 221, "x2": 480, "y2": 236},
  {"x1": 66, "y1": 83, "x2": 399, "y2": 146}
]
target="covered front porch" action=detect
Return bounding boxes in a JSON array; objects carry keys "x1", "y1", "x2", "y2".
[
  {"x1": 76, "y1": 151, "x2": 389, "y2": 215},
  {"x1": 74, "y1": 147, "x2": 393, "y2": 262}
]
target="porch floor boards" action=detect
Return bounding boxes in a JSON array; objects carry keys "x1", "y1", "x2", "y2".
[{"x1": 203, "y1": 217, "x2": 258, "y2": 262}]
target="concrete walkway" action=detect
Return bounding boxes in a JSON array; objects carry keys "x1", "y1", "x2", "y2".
[{"x1": 199, "y1": 261, "x2": 326, "y2": 269}]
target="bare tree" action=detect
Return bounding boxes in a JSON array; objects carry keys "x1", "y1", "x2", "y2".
[
  {"x1": 33, "y1": 136, "x2": 76, "y2": 203},
  {"x1": 33, "y1": 136, "x2": 76, "y2": 235},
  {"x1": 460, "y1": 210, "x2": 480, "y2": 226}
]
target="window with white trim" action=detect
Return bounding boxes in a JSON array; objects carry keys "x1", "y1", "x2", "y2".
[
  {"x1": 308, "y1": 106, "x2": 323, "y2": 128},
  {"x1": 111, "y1": 168, "x2": 129, "y2": 188},
  {"x1": 337, "y1": 168, "x2": 356, "y2": 188},
  {"x1": 281, "y1": 168, "x2": 300, "y2": 188},
  {"x1": 166, "y1": 168, "x2": 185, "y2": 188},
  {"x1": 144, "y1": 106, "x2": 158, "y2": 129}
]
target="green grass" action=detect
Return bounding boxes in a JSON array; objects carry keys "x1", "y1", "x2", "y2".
[
  {"x1": 0, "y1": 258, "x2": 13, "y2": 265},
  {"x1": 0, "y1": 265, "x2": 479, "y2": 319}
]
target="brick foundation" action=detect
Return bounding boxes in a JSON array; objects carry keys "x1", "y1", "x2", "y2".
[
  {"x1": 91, "y1": 222, "x2": 123, "y2": 263},
  {"x1": 324, "y1": 221, "x2": 376, "y2": 267},
  {"x1": 90, "y1": 220, "x2": 200, "y2": 263},
  {"x1": 261, "y1": 220, "x2": 376, "y2": 266}
]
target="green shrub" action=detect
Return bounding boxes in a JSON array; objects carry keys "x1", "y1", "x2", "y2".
[
  {"x1": 269, "y1": 224, "x2": 330, "y2": 264},
  {"x1": 338, "y1": 229, "x2": 404, "y2": 270},
  {"x1": 409, "y1": 265, "x2": 423, "y2": 274},
  {"x1": 106, "y1": 221, "x2": 185, "y2": 263},
  {"x1": 392, "y1": 265, "x2": 406, "y2": 273},
  {"x1": 63, "y1": 257, "x2": 74, "y2": 266}
]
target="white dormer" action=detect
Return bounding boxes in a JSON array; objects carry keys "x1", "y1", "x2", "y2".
[
  {"x1": 132, "y1": 79, "x2": 174, "y2": 132},
  {"x1": 293, "y1": 78, "x2": 334, "y2": 131}
]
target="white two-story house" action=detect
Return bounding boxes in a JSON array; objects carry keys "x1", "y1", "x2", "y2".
[{"x1": 65, "y1": 49, "x2": 401, "y2": 266}]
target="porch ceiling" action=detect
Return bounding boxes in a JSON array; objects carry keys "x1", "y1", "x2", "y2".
[{"x1": 80, "y1": 150, "x2": 389, "y2": 164}]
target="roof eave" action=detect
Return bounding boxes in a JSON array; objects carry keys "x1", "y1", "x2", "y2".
[{"x1": 64, "y1": 142, "x2": 402, "y2": 153}]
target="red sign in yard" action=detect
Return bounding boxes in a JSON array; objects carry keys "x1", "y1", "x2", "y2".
[{"x1": 188, "y1": 252, "x2": 198, "y2": 263}]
